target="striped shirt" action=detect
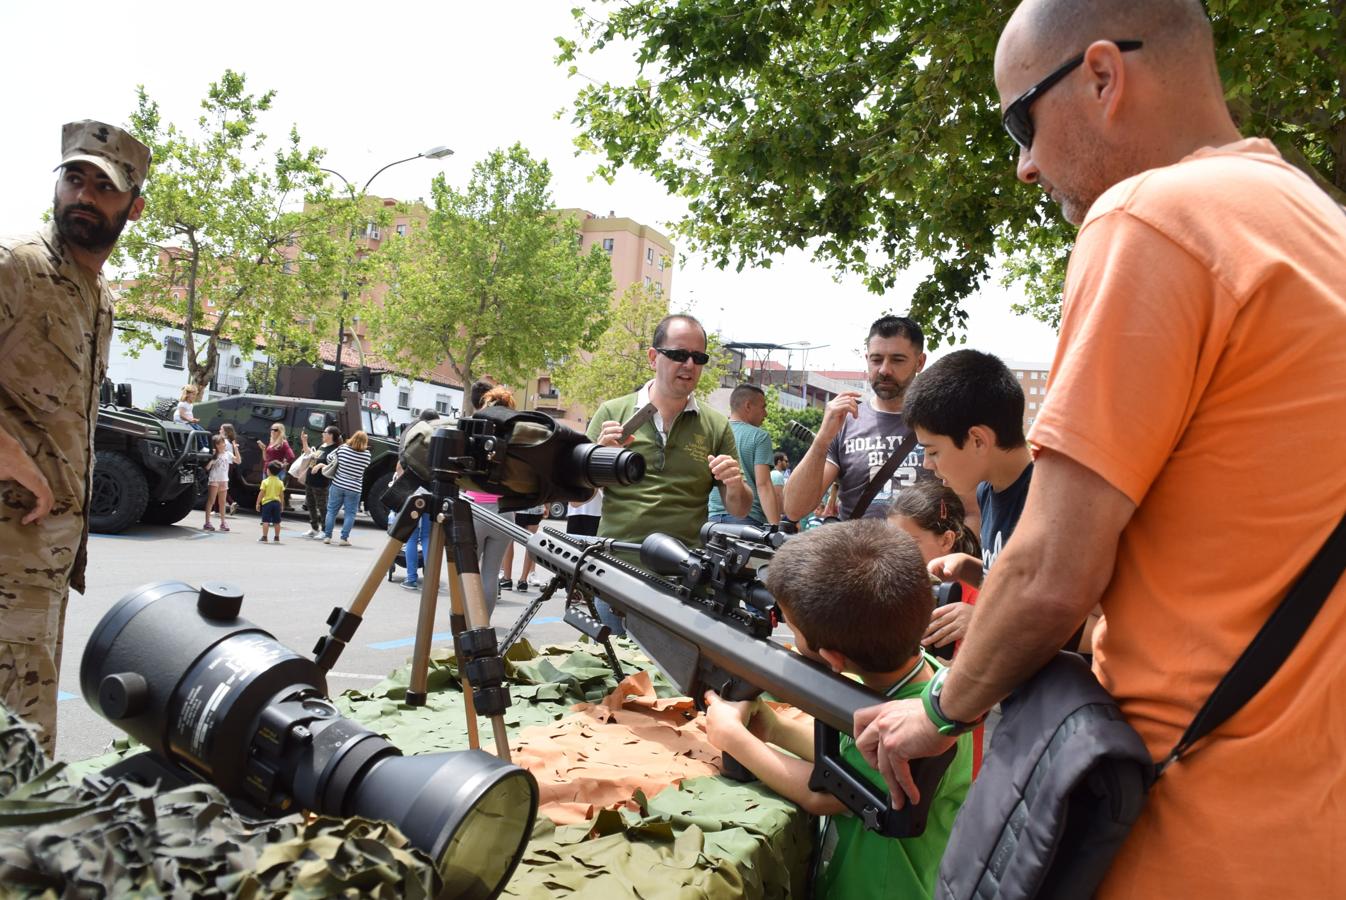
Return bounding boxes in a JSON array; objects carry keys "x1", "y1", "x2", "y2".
[{"x1": 330, "y1": 445, "x2": 371, "y2": 493}]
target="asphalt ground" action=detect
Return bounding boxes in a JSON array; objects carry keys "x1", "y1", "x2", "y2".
[{"x1": 56, "y1": 504, "x2": 579, "y2": 764}]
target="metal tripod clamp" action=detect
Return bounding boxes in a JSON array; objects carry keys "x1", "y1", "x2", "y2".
[{"x1": 455, "y1": 626, "x2": 511, "y2": 717}]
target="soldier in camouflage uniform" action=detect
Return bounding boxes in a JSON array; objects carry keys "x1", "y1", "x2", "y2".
[{"x1": 0, "y1": 121, "x2": 149, "y2": 756}]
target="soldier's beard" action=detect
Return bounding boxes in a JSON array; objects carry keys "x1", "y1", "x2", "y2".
[{"x1": 53, "y1": 196, "x2": 132, "y2": 253}]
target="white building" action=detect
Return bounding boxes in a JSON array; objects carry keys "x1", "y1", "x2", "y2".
[{"x1": 107, "y1": 321, "x2": 463, "y2": 426}]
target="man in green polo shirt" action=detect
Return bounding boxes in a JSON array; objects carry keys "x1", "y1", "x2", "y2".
[{"x1": 587, "y1": 313, "x2": 750, "y2": 549}]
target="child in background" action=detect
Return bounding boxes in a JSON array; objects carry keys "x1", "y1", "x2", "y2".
[
  {"x1": 203, "y1": 434, "x2": 232, "y2": 532},
  {"x1": 256, "y1": 461, "x2": 286, "y2": 543},
  {"x1": 889, "y1": 481, "x2": 981, "y2": 655},
  {"x1": 174, "y1": 384, "x2": 201, "y2": 428},
  {"x1": 703, "y1": 519, "x2": 972, "y2": 900}
]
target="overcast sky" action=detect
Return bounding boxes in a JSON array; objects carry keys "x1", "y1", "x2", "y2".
[{"x1": 2, "y1": 1, "x2": 1060, "y2": 371}]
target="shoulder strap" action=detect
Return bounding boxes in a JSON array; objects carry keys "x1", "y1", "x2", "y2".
[
  {"x1": 848, "y1": 430, "x2": 920, "y2": 519},
  {"x1": 1161, "y1": 510, "x2": 1346, "y2": 772}
]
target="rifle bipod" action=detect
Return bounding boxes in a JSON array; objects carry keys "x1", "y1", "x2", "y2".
[
  {"x1": 309, "y1": 488, "x2": 514, "y2": 761},
  {"x1": 499, "y1": 573, "x2": 625, "y2": 681}
]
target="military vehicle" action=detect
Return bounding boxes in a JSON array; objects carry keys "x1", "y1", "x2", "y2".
[
  {"x1": 92, "y1": 382, "x2": 211, "y2": 533},
  {"x1": 190, "y1": 392, "x2": 402, "y2": 529}
]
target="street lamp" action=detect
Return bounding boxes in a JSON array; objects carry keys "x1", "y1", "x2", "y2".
[
  {"x1": 320, "y1": 145, "x2": 454, "y2": 374},
  {"x1": 780, "y1": 341, "x2": 829, "y2": 407}
]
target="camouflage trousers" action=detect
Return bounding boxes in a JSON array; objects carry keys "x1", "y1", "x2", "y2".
[{"x1": 0, "y1": 513, "x2": 79, "y2": 759}]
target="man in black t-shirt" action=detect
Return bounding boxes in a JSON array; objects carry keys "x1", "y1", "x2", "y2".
[{"x1": 902, "y1": 350, "x2": 1034, "y2": 651}]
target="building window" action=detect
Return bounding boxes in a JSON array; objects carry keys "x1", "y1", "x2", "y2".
[
  {"x1": 1015, "y1": 370, "x2": 1024, "y2": 379},
  {"x1": 365, "y1": 222, "x2": 381, "y2": 240},
  {"x1": 1027, "y1": 417, "x2": 1035, "y2": 426},
  {"x1": 602, "y1": 238, "x2": 614, "y2": 253},
  {"x1": 646, "y1": 247, "x2": 654, "y2": 264},
  {"x1": 658, "y1": 255, "x2": 666, "y2": 271},
  {"x1": 395, "y1": 224, "x2": 408, "y2": 237},
  {"x1": 397, "y1": 387, "x2": 411, "y2": 409},
  {"x1": 163, "y1": 336, "x2": 185, "y2": 370},
  {"x1": 435, "y1": 394, "x2": 452, "y2": 415},
  {"x1": 654, "y1": 282, "x2": 663, "y2": 297},
  {"x1": 644, "y1": 276, "x2": 652, "y2": 287},
  {"x1": 1029, "y1": 402, "x2": 1038, "y2": 410}
]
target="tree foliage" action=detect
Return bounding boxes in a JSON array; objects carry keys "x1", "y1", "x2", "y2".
[
  {"x1": 552, "y1": 283, "x2": 731, "y2": 412},
  {"x1": 560, "y1": 0, "x2": 1345, "y2": 340},
  {"x1": 116, "y1": 71, "x2": 363, "y2": 392},
  {"x1": 761, "y1": 388, "x2": 823, "y2": 465},
  {"x1": 370, "y1": 145, "x2": 615, "y2": 411}
]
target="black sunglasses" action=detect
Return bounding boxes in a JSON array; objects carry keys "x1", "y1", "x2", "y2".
[
  {"x1": 655, "y1": 346, "x2": 710, "y2": 365},
  {"x1": 1002, "y1": 40, "x2": 1143, "y2": 150}
]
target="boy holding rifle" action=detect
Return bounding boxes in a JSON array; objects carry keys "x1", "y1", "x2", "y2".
[{"x1": 703, "y1": 519, "x2": 972, "y2": 900}]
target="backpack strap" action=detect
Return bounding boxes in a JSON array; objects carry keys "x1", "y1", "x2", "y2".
[
  {"x1": 1159, "y1": 510, "x2": 1346, "y2": 773},
  {"x1": 848, "y1": 430, "x2": 920, "y2": 519}
]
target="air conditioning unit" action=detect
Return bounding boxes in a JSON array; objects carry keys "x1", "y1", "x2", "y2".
[
  {"x1": 230, "y1": 354, "x2": 243, "y2": 367},
  {"x1": 409, "y1": 407, "x2": 422, "y2": 417}
]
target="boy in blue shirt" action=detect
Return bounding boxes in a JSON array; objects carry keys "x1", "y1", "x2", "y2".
[
  {"x1": 703, "y1": 519, "x2": 973, "y2": 900},
  {"x1": 902, "y1": 350, "x2": 1034, "y2": 651}
]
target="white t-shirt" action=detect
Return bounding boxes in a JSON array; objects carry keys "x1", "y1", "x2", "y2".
[{"x1": 174, "y1": 400, "x2": 194, "y2": 423}]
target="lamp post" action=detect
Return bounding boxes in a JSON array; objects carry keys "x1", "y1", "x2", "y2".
[
  {"x1": 780, "y1": 341, "x2": 829, "y2": 407},
  {"x1": 320, "y1": 145, "x2": 454, "y2": 375}
]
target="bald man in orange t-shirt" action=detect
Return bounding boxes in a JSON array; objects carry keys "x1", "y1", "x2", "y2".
[{"x1": 852, "y1": 1, "x2": 1346, "y2": 897}]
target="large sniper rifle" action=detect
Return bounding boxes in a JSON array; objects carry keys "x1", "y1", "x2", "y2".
[{"x1": 480, "y1": 509, "x2": 956, "y2": 839}]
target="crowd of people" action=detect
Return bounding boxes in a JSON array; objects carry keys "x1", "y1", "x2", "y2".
[{"x1": 2, "y1": 0, "x2": 1345, "y2": 896}]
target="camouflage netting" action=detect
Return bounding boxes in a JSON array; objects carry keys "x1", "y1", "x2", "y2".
[
  {"x1": 32, "y1": 640, "x2": 813, "y2": 898},
  {"x1": 0, "y1": 708, "x2": 442, "y2": 899}
]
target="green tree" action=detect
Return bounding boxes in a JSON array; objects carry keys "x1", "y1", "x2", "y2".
[
  {"x1": 761, "y1": 389, "x2": 823, "y2": 465},
  {"x1": 553, "y1": 284, "x2": 733, "y2": 413},
  {"x1": 560, "y1": 1, "x2": 1345, "y2": 339},
  {"x1": 116, "y1": 71, "x2": 364, "y2": 393},
  {"x1": 370, "y1": 145, "x2": 615, "y2": 411}
]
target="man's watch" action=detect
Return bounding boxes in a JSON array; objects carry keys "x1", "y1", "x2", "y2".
[{"x1": 921, "y1": 667, "x2": 985, "y2": 737}]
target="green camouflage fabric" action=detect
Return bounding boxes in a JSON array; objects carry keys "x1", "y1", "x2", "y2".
[
  {"x1": 502, "y1": 777, "x2": 811, "y2": 898},
  {"x1": 0, "y1": 222, "x2": 115, "y2": 756},
  {"x1": 65, "y1": 641, "x2": 813, "y2": 898},
  {"x1": 0, "y1": 703, "x2": 442, "y2": 899},
  {"x1": 57, "y1": 120, "x2": 152, "y2": 193}
]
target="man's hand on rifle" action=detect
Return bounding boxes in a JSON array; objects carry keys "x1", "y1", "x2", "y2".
[{"x1": 853, "y1": 699, "x2": 956, "y2": 808}]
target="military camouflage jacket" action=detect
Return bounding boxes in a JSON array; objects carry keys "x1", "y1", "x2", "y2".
[{"x1": 0, "y1": 223, "x2": 113, "y2": 593}]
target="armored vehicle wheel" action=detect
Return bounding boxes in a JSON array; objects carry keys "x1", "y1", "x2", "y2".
[
  {"x1": 364, "y1": 468, "x2": 396, "y2": 530},
  {"x1": 89, "y1": 451, "x2": 150, "y2": 534},
  {"x1": 139, "y1": 486, "x2": 198, "y2": 526}
]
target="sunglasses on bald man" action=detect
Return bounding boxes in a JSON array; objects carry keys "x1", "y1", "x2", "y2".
[{"x1": 1002, "y1": 39, "x2": 1143, "y2": 150}]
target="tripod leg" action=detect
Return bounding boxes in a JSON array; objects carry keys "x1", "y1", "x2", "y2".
[
  {"x1": 443, "y1": 549, "x2": 481, "y2": 751},
  {"x1": 406, "y1": 510, "x2": 446, "y2": 709},
  {"x1": 312, "y1": 493, "x2": 423, "y2": 673},
  {"x1": 449, "y1": 497, "x2": 514, "y2": 763}
]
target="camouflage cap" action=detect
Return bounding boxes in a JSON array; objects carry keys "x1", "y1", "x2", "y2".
[{"x1": 55, "y1": 120, "x2": 152, "y2": 193}]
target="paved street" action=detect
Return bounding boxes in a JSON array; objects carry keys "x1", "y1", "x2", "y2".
[{"x1": 57, "y1": 507, "x2": 576, "y2": 764}]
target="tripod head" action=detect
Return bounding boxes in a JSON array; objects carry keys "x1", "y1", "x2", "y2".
[{"x1": 390, "y1": 406, "x2": 645, "y2": 513}]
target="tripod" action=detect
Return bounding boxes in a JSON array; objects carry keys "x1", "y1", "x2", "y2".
[{"x1": 311, "y1": 480, "x2": 513, "y2": 761}]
